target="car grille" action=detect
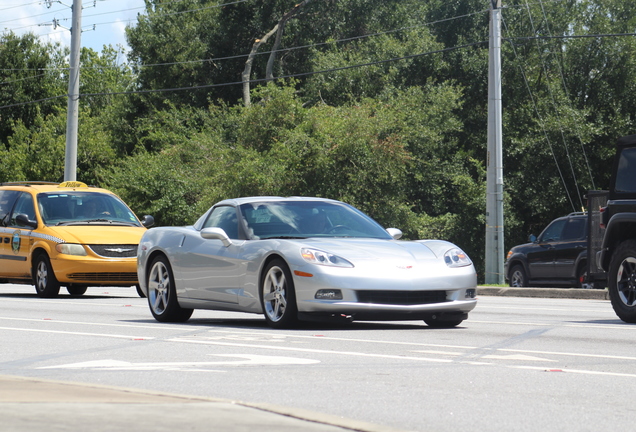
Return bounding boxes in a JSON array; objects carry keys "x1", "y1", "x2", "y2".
[
  {"x1": 67, "y1": 272, "x2": 138, "y2": 282},
  {"x1": 355, "y1": 290, "x2": 448, "y2": 305},
  {"x1": 88, "y1": 244, "x2": 138, "y2": 258}
]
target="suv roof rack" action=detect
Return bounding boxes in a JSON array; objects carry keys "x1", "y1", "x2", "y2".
[{"x1": 568, "y1": 211, "x2": 587, "y2": 216}]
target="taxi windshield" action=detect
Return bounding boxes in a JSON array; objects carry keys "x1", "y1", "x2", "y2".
[{"x1": 37, "y1": 192, "x2": 141, "y2": 226}]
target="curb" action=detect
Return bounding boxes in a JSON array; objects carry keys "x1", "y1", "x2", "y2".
[{"x1": 477, "y1": 286, "x2": 610, "y2": 300}]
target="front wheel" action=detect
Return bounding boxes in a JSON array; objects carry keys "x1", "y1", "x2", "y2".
[
  {"x1": 260, "y1": 259, "x2": 298, "y2": 329},
  {"x1": 147, "y1": 255, "x2": 193, "y2": 323},
  {"x1": 509, "y1": 264, "x2": 528, "y2": 287},
  {"x1": 33, "y1": 254, "x2": 60, "y2": 298},
  {"x1": 424, "y1": 313, "x2": 466, "y2": 328},
  {"x1": 608, "y1": 240, "x2": 636, "y2": 323}
]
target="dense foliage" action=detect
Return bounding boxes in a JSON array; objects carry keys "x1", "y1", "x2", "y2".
[{"x1": 2, "y1": 0, "x2": 636, "y2": 282}]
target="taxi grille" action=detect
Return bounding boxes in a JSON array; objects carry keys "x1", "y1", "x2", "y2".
[
  {"x1": 88, "y1": 244, "x2": 137, "y2": 258},
  {"x1": 68, "y1": 272, "x2": 138, "y2": 282},
  {"x1": 356, "y1": 290, "x2": 448, "y2": 305}
]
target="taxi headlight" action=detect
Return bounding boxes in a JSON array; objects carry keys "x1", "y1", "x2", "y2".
[
  {"x1": 301, "y1": 248, "x2": 353, "y2": 268},
  {"x1": 444, "y1": 248, "x2": 472, "y2": 268},
  {"x1": 56, "y1": 243, "x2": 87, "y2": 256}
]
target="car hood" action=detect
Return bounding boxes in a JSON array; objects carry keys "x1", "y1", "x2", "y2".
[
  {"x1": 297, "y1": 238, "x2": 454, "y2": 265},
  {"x1": 43, "y1": 225, "x2": 146, "y2": 244}
]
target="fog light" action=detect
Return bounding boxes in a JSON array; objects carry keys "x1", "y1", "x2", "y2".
[
  {"x1": 465, "y1": 289, "x2": 476, "y2": 298},
  {"x1": 315, "y1": 289, "x2": 343, "y2": 300}
]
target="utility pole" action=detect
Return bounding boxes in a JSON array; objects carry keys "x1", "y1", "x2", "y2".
[
  {"x1": 64, "y1": 0, "x2": 82, "y2": 181},
  {"x1": 485, "y1": 0, "x2": 505, "y2": 284}
]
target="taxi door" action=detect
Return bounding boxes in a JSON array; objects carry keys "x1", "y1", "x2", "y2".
[
  {"x1": 4, "y1": 193, "x2": 37, "y2": 279},
  {"x1": 0, "y1": 190, "x2": 23, "y2": 277}
]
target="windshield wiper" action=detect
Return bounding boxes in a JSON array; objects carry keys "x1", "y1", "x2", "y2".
[{"x1": 261, "y1": 235, "x2": 308, "y2": 240}]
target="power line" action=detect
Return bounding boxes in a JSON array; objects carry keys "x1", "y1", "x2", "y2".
[{"x1": 0, "y1": 40, "x2": 488, "y2": 110}]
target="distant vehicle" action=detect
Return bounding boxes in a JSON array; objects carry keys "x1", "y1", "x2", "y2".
[
  {"x1": 504, "y1": 212, "x2": 594, "y2": 288},
  {"x1": 596, "y1": 134, "x2": 636, "y2": 322},
  {"x1": 137, "y1": 196, "x2": 477, "y2": 328},
  {"x1": 0, "y1": 181, "x2": 154, "y2": 298}
]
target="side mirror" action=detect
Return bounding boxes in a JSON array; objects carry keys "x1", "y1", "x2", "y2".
[
  {"x1": 528, "y1": 234, "x2": 537, "y2": 243},
  {"x1": 141, "y1": 215, "x2": 155, "y2": 228},
  {"x1": 386, "y1": 228, "x2": 402, "y2": 240},
  {"x1": 201, "y1": 227, "x2": 232, "y2": 247},
  {"x1": 15, "y1": 214, "x2": 37, "y2": 229}
]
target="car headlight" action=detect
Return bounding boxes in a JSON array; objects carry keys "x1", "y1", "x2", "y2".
[
  {"x1": 301, "y1": 248, "x2": 354, "y2": 268},
  {"x1": 55, "y1": 243, "x2": 87, "y2": 256},
  {"x1": 444, "y1": 248, "x2": 471, "y2": 267}
]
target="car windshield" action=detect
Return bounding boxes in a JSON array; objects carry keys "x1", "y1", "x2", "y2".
[
  {"x1": 37, "y1": 191, "x2": 141, "y2": 226},
  {"x1": 239, "y1": 201, "x2": 392, "y2": 239}
]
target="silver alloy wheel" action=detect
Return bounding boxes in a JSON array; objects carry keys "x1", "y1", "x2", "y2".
[
  {"x1": 262, "y1": 265, "x2": 288, "y2": 323},
  {"x1": 510, "y1": 268, "x2": 525, "y2": 287},
  {"x1": 615, "y1": 256, "x2": 636, "y2": 307},
  {"x1": 148, "y1": 259, "x2": 170, "y2": 315},
  {"x1": 36, "y1": 259, "x2": 49, "y2": 292}
]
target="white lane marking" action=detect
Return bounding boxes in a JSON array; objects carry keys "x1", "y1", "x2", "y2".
[
  {"x1": 412, "y1": 350, "x2": 556, "y2": 362},
  {"x1": 470, "y1": 319, "x2": 629, "y2": 330},
  {"x1": 167, "y1": 338, "x2": 452, "y2": 363},
  {"x1": 0, "y1": 326, "x2": 153, "y2": 340},
  {"x1": 0, "y1": 316, "x2": 177, "y2": 331},
  {"x1": 39, "y1": 354, "x2": 320, "y2": 371}
]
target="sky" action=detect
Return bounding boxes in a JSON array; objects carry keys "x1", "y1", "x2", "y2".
[{"x1": 1, "y1": 0, "x2": 147, "y2": 55}]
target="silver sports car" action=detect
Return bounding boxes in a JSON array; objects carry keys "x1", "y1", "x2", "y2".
[{"x1": 137, "y1": 197, "x2": 477, "y2": 328}]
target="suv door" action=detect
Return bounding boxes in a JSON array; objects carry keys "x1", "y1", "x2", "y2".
[
  {"x1": 527, "y1": 218, "x2": 566, "y2": 279},
  {"x1": 0, "y1": 190, "x2": 22, "y2": 276},
  {"x1": 552, "y1": 216, "x2": 587, "y2": 279}
]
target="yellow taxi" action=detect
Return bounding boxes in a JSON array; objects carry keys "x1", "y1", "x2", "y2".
[{"x1": 0, "y1": 181, "x2": 154, "y2": 298}]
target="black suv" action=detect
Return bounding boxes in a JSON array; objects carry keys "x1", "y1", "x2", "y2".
[
  {"x1": 596, "y1": 134, "x2": 636, "y2": 322},
  {"x1": 505, "y1": 213, "x2": 593, "y2": 288}
]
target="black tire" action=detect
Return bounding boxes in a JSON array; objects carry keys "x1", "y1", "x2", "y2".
[
  {"x1": 608, "y1": 240, "x2": 636, "y2": 323},
  {"x1": 509, "y1": 264, "x2": 528, "y2": 287},
  {"x1": 146, "y1": 255, "x2": 193, "y2": 323},
  {"x1": 66, "y1": 285, "x2": 88, "y2": 296},
  {"x1": 33, "y1": 254, "x2": 60, "y2": 298},
  {"x1": 424, "y1": 313, "x2": 465, "y2": 328},
  {"x1": 135, "y1": 284, "x2": 146, "y2": 298},
  {"x1": 260, "y1": 259, "x2": 298, "y2": 329}
]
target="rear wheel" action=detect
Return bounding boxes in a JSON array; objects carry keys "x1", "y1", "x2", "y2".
[
  {"x1": 66, "y1": 285, "x2": 88, "y2": 296},
  {"x1": 509, "y1": 265, "x2": 528, "y2": 287},
  {"x1": 135, "y1": 284, "x2": 146, "y2": 298},
  {"x1": 147, "y1": 255, "x2": 193, "y2": 323},
  {"x1": 608, "y1": 240, "x2": 636, "y2": 323},
  {"x1": 576, "y1": 263, "x2": 595, "y2": 289},
  {"x1": 260, "y1": 259, "x2": 298, "y2": 329},
  {"x1": 33, "y1": 254, "x2": 60, "y2": 298}
]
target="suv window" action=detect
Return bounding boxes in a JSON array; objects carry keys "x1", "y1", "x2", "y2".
[
  {"x1": 539, "y1": 219, "x2": 566, "y2": 242},
  {"x1": 561, "y1": 218, "x2": 586, "y2": 241},
  {"x1": 615, "y1": 147, "x2": 636, "y2": 194}
]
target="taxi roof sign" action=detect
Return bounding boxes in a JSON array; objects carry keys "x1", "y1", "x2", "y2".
[{"x1": 58, "y1": 181, "x2": 88, "y2": 188}]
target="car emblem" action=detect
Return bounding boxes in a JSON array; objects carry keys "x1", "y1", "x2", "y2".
[
  {"x1": 12, "y1": 230, "x2": 21, "y2": 254},
  {"x1": 104, "y1": 247, "x2": 135, "y2": 254}
]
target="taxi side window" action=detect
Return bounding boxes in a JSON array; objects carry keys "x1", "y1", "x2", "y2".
[
  {"x1": 0, "y1": 190, "x2": 20, "y2": 226},
  {"x1": 203, "y1": 206, "x2": 239, "y2": 239},
  {"x1": 9, "y1": 193, "x2": 36, "y2": 228}
]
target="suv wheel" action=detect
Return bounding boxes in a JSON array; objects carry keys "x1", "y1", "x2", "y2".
[
  {"x1": 608, "y1": 240, "x2": 636, "y2": 323},
  {"x1": 509, "y1": 265, "x2": 528, "y2": 287}
]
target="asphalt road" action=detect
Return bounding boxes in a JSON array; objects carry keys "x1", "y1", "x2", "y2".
[{"x1": 1, "y1": 283, "x2": 634, "y2": 432}]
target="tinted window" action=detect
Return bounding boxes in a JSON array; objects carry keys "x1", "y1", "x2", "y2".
[
  {"x1": 0, "y1": 190, "x2": 20, "y2": 224},
  {"x1": 561, "y1": 218, "x2": 586, "y2": 241},
  {"x1": 203, "y1": 206, "x2": 239, "y2": 239},
  {"x1": 615, "y1": 147, "x2": 636, "y2": 193},
  {"x1": 9, "y1": 193, "x2": 36, "y2": 227},
  {"x1": 539, "y1": 219, "x2": 566, "y2": 242}
]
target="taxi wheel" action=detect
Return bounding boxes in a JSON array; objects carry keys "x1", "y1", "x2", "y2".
[
  {"x1": 147, "y1": 255, "x2": 193, "y2": 322},
  {"x1": 67, "y1": 285, "x2": 88, "y2": 296},
  {"x1": 33, "y1": 254, "x2": 60, "y2": 298}
]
